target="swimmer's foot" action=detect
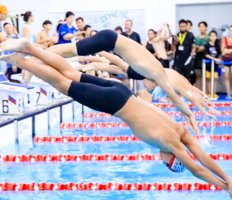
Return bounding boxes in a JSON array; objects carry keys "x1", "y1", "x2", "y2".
[
  {"x1": 22, "y1": 70, "x2": 33, "y2": 85},
  {"x1": 0, "y1": 38, "x2": 30, "y2": 53},
  {"x1": 0, "y1": 53, "x2": 25, "y2": 66}
]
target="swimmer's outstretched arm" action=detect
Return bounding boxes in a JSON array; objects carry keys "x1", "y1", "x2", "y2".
[
  {"x1": 82, "y1": 62, "x2": 126, "y2": 75},
  {"x1": 113, "y1": 35, "x2": 199, "y2": 132},
  {"x1": 165, "y1": 69, "x2": 216, "y2": 118},
  {"x1": 95, "y1": 52, "x2": 198, "y2": 132},
  {"x1": 171, "y1": 143, "x2": 230, "y2": 193},
  {"x1": 67, "y1": 55, "x2": 110, "y2": 64},
  {"x1": 176, "y1": 87, "x2": 215, "y2": 118},
  {"x1": 179, "y1": 131, "x2": 232, "y2": 196},
  {"x1": 98, "y1": 51, "x2": 130, "y2": 72}
]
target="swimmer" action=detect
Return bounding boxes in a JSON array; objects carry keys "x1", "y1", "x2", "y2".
[
  {"x1": 142, "y1": 70, "x2": 218, "y2": 118},
  {"x1": 46, "y1": 30, "x2": 198, "y2": 132},
  {"x1": 0, "y1": 39, "x2": 231, "y2": 197},
  {"x1": 82, "y1": 51, "x2": 217, "y2": 118},
  {"x1": 37, "y1": 20, "x2": 54, "y2": 49}
]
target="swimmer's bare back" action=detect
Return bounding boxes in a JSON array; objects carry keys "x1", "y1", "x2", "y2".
[{"x1": 115, "y1": 96, "x2": 232, "y2": 197}]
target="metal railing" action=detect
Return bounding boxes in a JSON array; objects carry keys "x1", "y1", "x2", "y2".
[{"x1": 202, "y1": 59, "x2": 232, "y2": 99}]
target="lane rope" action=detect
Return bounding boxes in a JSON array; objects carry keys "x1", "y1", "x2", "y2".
[
  {"x1": 0, "y1": 182, "x2": 222, "y2": 191},
  {"x1": 82, "y1": 111, "x2": 232, "y2": 118},
  {"x1": 60, "y1": 121, "x2": 232, "y2": 129},
  {"x1": 154, "y1": 102, "x2": 232, "y2": 108},
  {"x1": 34, "y1": 135, "x2": 232, "y2": 144},
  {"x1": 1, "y1": 153, "x2": 232, "y2": 163}
]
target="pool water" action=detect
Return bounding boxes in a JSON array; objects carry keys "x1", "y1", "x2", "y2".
[{"x1": 0, "y1": 103, "x2": 232, "y2": 200}]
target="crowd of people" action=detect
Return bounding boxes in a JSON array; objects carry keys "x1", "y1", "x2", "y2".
[{"x1": 0, "y1": 8, "x2": 232, "y2": 99}]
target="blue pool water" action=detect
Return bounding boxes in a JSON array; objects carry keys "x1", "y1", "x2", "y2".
[{"x1": 0, "y1": 103, "x2": 232, "y2": 199}]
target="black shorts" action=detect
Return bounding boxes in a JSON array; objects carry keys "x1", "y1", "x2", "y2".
[
  {"x1": 158, "y1": 58, "x2": 169, "y2": 68},
  {"x1": 194, "y1": 57, "x2": 203, "y2": 70},
  {"x1": 76, "y1": 30, "x2": 118, "y2": 56},
  {"x1": 68, "y1": 74, "x2": 133, "y2": 115}
]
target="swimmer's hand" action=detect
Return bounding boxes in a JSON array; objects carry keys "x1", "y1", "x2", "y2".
[
  {"x1": 203, "y1": 107, "x2": 219, "y2": 120},
  {"x1": 209, "y1": 108, "x2": 220, "y2": 116},
  {"x1": 226, "y1": 180, "x2": 232, "y2": 198},
  {"x1": 186, "y1": 114, "x2": 200, "y2": 135},
  {"x1": 205, "y1": 111, "x2": 217, "y2": 120}
]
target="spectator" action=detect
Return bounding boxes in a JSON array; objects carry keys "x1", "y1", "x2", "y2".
[
  {"x1": 153, "y1": 24, "x2": 172, "y2": 68},
  {"x1": 194, "y1": 21, "x2": 209, "y2": 90},
  {"x1": 186, "y1": 20, "x2": 193, "y2": 32},
  {"x1": 173, "y1": 19, "x2": 195, "y2": 83},
  {"x1": 3, "y1": 23, "x2": 21, "y2": 82},
  {"x1": 3, "y1": 22, "x2": 18, "y2": 39},
  {"x1": 186, "y1": 20, "x2": 194, "y2": 39},
  {"x1": 114, "y1": 26, "x2": 123, "y2": 34},
  {"x1": 76, "y1": 17, "x2": 85, "y2": 31},
  {"x1": 204, "y1": 30, "x2": 221, "y2": 98},
  {"x1": 221, "y1": 25, "x2": 232, "y2": 99},
  {"x1": 0, "y1": 4, "x2": 8, "y2": 42},
  {"x1": 83, "y1": 25, "x2": 92, "y2": 38},
  {"x1": 143, "y1": 29, "x2": 156, "y2": 56},
  {"x1": 37, "y1": 20, "x2": 54, "y2": 49},
  {"x1": 122, "y1": 19, "x2": 141, "y2": 44},
  {"x1": 20, "y1": 11, "x2": 36, "y2": 84},
  {"x1": 56, "y1": 20, "x2": 65, "y2": 32},
  {"x1": 57, "y1": 11, "x2": 77, "y2": 44},
  {"x1": 20, "y1": 11, "x2": 36, "y2": 42},
  {"x1": 53, "y1": 20, "x2": 64, "y2": 44},
  {"x1": 75, "y1": 17, "x2": 86, "y2": 40}
]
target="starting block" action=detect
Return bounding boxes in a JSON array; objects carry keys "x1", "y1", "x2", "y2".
[
  {"x1": 0, "y1": 73, "x2": 36, "y2": 115},
  {"x1": 11, "y1": 74, "x2": 66, "y2": 105}
]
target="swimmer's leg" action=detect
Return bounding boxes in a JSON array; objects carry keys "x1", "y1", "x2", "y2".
[
  {"x1": 0, "y1": 53, "x2": 71, "y2": 95},
  {"x1": 0, "y1": 53, "x2": 133, "y2": 115},
  {"x1": 0, "y1": 38, "x2": 82, "y2": 82},
  {"x1": 47, "y1": 43, "x2": 77, "y2": 58}
]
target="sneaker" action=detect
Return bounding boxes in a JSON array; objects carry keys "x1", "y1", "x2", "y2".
[
  {"x1": 213, "y1": 94, "x2": 218, "y2": 99},
  {"x1": 207, "y1": 94, "x2": 218, "y2": 99},
  {"x1": 225, "y1": 95, "x2": 232, "y2": 100}
]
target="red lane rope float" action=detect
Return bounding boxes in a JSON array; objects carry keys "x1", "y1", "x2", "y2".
[
  {"x1": 60, "y1": 121, "x2": 232, "y2": 129},
  {"x1": 34, "y1": 135, "x2": 232, "y2": 144},
  {"x1": 154, "y1": 102, "x2": 232, "y2": 108},
  {"x1": 83, "y1": 111, "x2": 232, "y2": 118},
  {"x1": 1, "y1": 153, "x2": 232, "y2": 163},
  {"x1": 0, "y1": 182, "x2": 222, "y2": 191}
]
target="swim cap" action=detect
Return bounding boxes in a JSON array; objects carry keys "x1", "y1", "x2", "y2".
[
  {"x1": 0, "y1": 4, "x2": 8, "y2": 15},
  {"x1": 164, "y1": 155, "x2": 186, "y2": 173}
]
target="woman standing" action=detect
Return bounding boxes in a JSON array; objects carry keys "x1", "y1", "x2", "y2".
[
  {"x1": 143, "y1": 29, "x2": 157, "y2": 56},
  {"x1": 20, "y1": 11, "x2": 35, "y2": 84},
  {"x1": 204, "y1": 30, "x2": 221, "y2": 98},
  {"x1": 21, "y1": 11, "x2": 35, "y2": 42}
]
